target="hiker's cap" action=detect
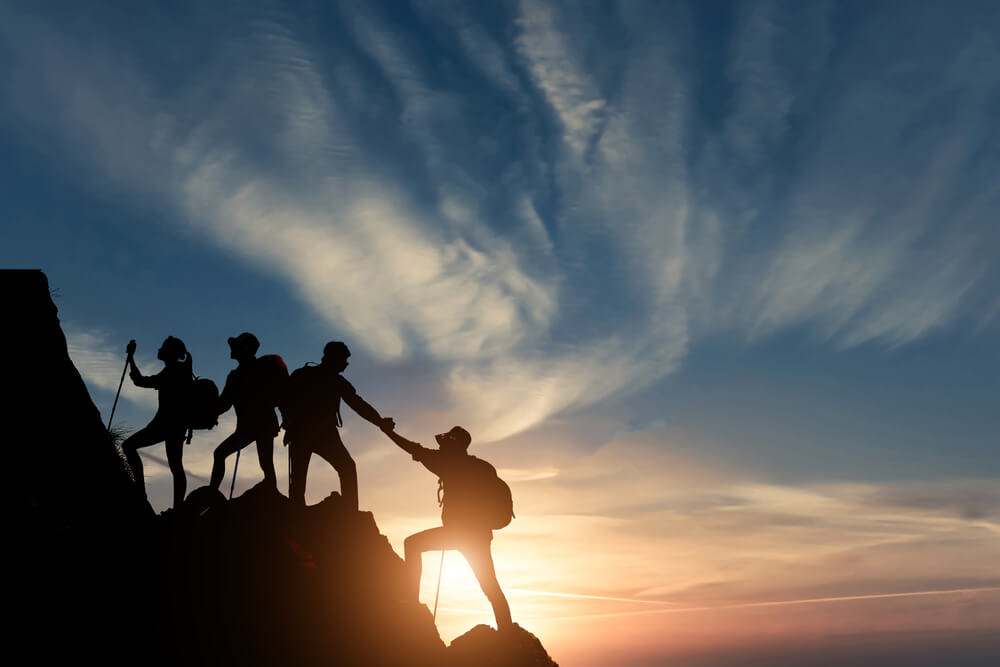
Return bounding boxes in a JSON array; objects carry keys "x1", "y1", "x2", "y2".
[
  {"x1": 228, "y1": 332, "x2": 260, "y2": 355},
  {"x1": 435, "y1": 425, "x2": 471, "y2": 450}
]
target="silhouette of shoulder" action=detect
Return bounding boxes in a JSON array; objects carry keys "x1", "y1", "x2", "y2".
[
  {"x1": 222, "y1": 363, "x2": 267, "y2": 400},
  {"x1": 288, "y1": 365, "x2": 354, "y2": 395},
  {"x1": 414, "y1": 449, "x2": 488, "y2": 481},
  {"x1": 333, "y1": 373, "x2": 356, "y2": 395}
]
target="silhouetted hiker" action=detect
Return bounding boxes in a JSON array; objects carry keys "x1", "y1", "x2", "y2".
[
  {"x1": 209, "y1": 332, "x2": 287, "y2": 493},
  {"x1": 382, "y1": 425, "x2": 514, "y2": 631},
  {"x1": 281, "y1": 341, "x2": 394, "y2": 511},
  {"x1": 120, "y1": 337, "x2": 193, "y2": 509}
]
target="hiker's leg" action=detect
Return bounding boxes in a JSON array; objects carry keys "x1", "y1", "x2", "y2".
[
  {"x1": 463, "y1": 539, "x2": 512, "y2": 630},
  {"x1": 165, "y1": 436, "x2": 186, "y2": 509},
  {"x1": 120, "y1": 425, "x2": 164, "y2": 499},
  {"x1": 210, "y1": 431, "x2": 244, "y2": 490},
  {"x1": 288, "y1": 441, "x2": 312, "y2": 505},
  {"x1": 256, "y1": 436, "x2": 276, "y2": 487},
  {"x1": 403, "y1": 526, "x2": 452, "y2": 600},
  {"x1": 312, "y1": 438, "x2": 358, "y2": 511}
]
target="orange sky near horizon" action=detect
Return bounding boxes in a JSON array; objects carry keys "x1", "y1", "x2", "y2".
[{"x1": 129, "y1": 419, "x2": 1000, "y2": 665}]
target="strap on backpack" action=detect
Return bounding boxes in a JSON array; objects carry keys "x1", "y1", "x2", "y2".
[{"x1": 186, "y1": 371, "x2": 197, "y2": 444}]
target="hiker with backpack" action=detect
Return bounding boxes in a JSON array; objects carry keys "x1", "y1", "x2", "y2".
[
  {"x1": 209, "y1": 332, "x2": 286, "y2": 493},
  {"x1": 281, "y1": 341, "x2": 394, "y2": 511},
  {"x1": 381, "y1": 424, "x2": 513, "y2": 631},
  {"x1": 120, "y1": 336, "x2": 193, "y2": 509}
]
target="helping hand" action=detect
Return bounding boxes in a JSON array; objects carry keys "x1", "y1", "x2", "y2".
[{"x1": 380, "y1": 417, "x2": 395, "y2": 433}]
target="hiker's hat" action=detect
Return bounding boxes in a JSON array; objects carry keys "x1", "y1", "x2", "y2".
[
  {"x1": 228, "y1": 332, "x2": 260, "y2": 355},
  {"x1": 435, "y1": 425, "x2": 471, "y2": 450}
]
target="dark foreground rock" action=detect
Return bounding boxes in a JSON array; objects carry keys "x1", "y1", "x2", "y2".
[
  {"x1": 150, "y1": 482, "x2": 446, "y2": 666},
  {"x1": 6, "y1": 270, "x2": 558, "y2": 666},
  {"x1": 449, "y1": 624, "x2": 558, "y2": 667}
]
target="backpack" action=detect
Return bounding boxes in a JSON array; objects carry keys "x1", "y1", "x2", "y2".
[
  {"x1": 184, "y1": 376, "x2": 220, "y2": 443},
  {"x1": 280, "y1": 364, "x2": 340, "y2": 434},
  {"x1": 254, "y1": 354, "x2": 289, "y2": 407},
  {"x1": 439, "y1": 456, "x2": 515, "y2": 531}
]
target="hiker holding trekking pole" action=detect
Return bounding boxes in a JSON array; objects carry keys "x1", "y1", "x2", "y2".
[
  {"x1": 120, "y1": 337, "x2": 194, "y2": 509},
  {"x1": 381, "y1": 424, "x2": 514, "y2": 632},
  {"x1": 209, "y1": 332, "x2": 287, "y2": 494}
]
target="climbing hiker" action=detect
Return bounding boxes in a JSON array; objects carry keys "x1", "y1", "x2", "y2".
[
  {"x1": 281, "y1": 341, "x2": 394, "y2": 511},
  {"x1": 120, "y1": 336, "x2": 193, "y2": 509},
  {"x1": 209, "y1": 332, "x2": 287, "y2": 493},
  {"x1": 381, "y1": 424, "x2": 514, "y2": 631}
]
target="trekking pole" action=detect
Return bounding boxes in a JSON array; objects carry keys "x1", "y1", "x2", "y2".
[
  {"x1": 229, "y1": 438, "x2": 242, "y2": 501},
  {"x1": 433, "y1": 550, "x2": 445, "y2": 621},
  {"x1": 106, "y1": 340, "x2": 135, "y2": 435}
]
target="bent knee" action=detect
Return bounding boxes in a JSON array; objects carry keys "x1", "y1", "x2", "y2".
[{"x1": 403, "y1": 535, "x2": 423, "y2": 557}]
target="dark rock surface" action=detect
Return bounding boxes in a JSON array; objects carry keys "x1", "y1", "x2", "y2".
[
  {"x1": 150, "y1": 483, "x2": 447, "y2": 666},
  {"x1": 5, "y1": 270, "x2": 558, "y2": 666},
  {"x1": 449, "y1": 624, "x2": 559, "y2": 667}
]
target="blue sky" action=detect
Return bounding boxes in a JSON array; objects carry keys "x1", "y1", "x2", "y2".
[{"x1": 3, "y1": 1, "x2": 999, "y2": 664}]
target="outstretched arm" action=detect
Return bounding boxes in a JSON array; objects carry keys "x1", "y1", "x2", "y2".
[
  {"x1": 382, "y1": 428, "x2": 424, "y2": 458},
  {"x1": 340, "y1": 379, "x2": 394, "y2": 431}
]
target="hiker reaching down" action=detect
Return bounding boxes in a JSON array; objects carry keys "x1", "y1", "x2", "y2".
[
  {"x1": 382, "y1": 425, "x2": 513, "y2": 631},
  {"x1": 281, "y1": 341, "x2": 394, "y2": 511},
  {"x1": 120, "y1": 337, "x2": 193, "y2": 509}
]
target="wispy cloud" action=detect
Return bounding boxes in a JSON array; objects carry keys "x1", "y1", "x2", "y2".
[
  {"x1": 514, "y1": 0, "x2": 608, "y2": 159},
  {"x1": 66, "y1": 327, "x2": 156, "y2": 410},
  {"x1": 5, "y1": 0, "x2": 998, "y2": 443},
  {"x1": 545, "y1": 586, "x2": 1000, "y2": 621}
]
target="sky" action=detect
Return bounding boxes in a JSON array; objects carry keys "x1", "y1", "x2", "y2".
[{"x1": 3, "y1": 0, "x2": 1000, "y2": 664}]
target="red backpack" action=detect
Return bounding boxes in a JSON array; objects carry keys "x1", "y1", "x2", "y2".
[{"x1": 254, "y1": 354, "x2": 289, "y2": 407}]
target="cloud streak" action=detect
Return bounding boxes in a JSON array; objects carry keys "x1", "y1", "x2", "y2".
[
  {"x1": 4, "y1": 1, "x2": 998, "y2": 442},
  {"x1": 545, "y1": 586, "x2": 1000, "y2": 622},
  {"x1": 66, "y1": 328, "x2": 156, "y2": 410}
]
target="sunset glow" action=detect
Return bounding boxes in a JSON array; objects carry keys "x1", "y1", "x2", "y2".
[{"x1": 6, "y1": 0, "x2": 1000, "y2": 664}]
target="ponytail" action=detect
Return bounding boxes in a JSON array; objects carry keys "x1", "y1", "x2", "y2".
[{"x1": 162, "y1": 336, "x2": 191, "y2": 373}]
